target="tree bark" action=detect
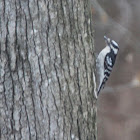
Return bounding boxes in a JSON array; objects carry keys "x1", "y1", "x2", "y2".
[{"x1": 0, "y1": 0, "x2": 97, "y2": 140}]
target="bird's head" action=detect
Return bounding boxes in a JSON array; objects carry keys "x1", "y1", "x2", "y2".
[{"x1": 104, "y1": 36, "x2": 119, "y2": 54}]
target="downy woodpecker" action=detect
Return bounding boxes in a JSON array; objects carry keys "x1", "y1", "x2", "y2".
[{"x1": 95, "y1": 36, "x2": 119, "y2": 98}]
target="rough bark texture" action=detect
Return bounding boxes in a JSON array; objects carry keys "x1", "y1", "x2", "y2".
[{"x1": 0, "y1": 0, "x2": 97, "y2": 140}]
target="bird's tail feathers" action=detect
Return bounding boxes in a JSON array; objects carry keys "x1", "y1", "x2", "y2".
[{"x1": 97, "y1": 82, "x2": 105, "y2": 96}]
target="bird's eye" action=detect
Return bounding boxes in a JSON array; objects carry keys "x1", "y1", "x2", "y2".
[{"x1": 111, "y1": 40, "x2": 119, "y2": 49}]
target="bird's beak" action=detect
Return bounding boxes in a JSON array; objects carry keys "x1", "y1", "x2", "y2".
[
  {"x1": 104, "y1": 36, "x2": 108, "y2": 41},
  {"x1": 104, "y1": 36, "x2": 110, "y2": 46}
]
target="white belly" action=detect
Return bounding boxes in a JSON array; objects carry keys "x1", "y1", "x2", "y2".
[{"x1": 96, "y1": 46, "x2": 110, "y2": 89}]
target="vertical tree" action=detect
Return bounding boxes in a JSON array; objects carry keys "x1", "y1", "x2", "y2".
[{"x1": 0, "y1": 0, "x2": 97, "y2": 139}]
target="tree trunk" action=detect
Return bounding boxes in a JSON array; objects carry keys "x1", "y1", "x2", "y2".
[{"x1": 0, "y1": 0, "x2": 97, "y2": 140}]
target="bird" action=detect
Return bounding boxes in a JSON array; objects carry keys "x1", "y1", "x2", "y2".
[{"x1": 95, "y1": 36, "x2": 119, "y2": 98}]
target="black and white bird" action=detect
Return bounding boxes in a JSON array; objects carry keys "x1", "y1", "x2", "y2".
[{"x1": 95, "y1": 36, "x2": 119, "y2": 98}]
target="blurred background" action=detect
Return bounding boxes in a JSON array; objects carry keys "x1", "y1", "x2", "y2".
[{"x1": 91, "y1": 0, "x2": 140, "y2": 139}]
